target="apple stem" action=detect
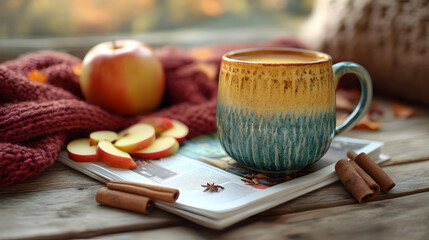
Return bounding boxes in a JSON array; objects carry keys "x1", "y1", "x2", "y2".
[{"x1": 112, "y1": 40, "x2": 118, "y2": 50}]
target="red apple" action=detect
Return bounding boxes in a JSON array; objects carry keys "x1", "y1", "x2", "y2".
[
  {"x1": 139, "y1": 117, "x2": 174, "y2": 135},
  {"x1": 80, "y1": 39, "x2": 165, "y2": 115},
  {"x1": 114, "y1": 123, "x2": 155, "y2": 153},
  {"x1": 97, "y1": 141, "x2": 137, "y2": 169},
  {"x1": 67, "y1": 138, "x2": 98, "y2": 162},
  {"x1": 160, "y1": 119, "x2": 189, "y2": 144},
  {"x1": 89, "y1": 130, "x2": 119, "y2": 146},
  {"x1": 131, "y1": 136, "x2": 179, "y2": 160}
]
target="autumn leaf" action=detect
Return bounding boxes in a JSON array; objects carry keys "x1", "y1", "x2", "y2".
[
  {"x1": 72, "y1": 64, "x2": 82, "y2": 77},
  {"x1": 354, "y1": 120, "x2": 382, "y2": 131},
  {"x1": 26, "y1": 69, "x2": 46, "y2": 83},
  {"x1": 354, "y1": 113, "x2": 382, "y2": 131},
  {"x1": 338, "y1": 112, "x2": 382, "y2": 131},
  {"x1": 196, "y1": 63, "x2": 217, "y2": 81},
  {"x1": 189, "y1": 48, "x2": 215, "y2": 60},
  {"x1": 392, "y1": 103, "x2": 417, "y2": 119}
]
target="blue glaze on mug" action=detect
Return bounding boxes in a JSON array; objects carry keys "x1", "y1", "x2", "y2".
[{"x1": 217, "y1": 104, "x2": 335, "y2": 172}]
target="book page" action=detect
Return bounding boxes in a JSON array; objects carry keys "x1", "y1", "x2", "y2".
[
  {"x1": 130, "y1": 154, "x2": 261, "y2": 213},
  {"x1": 58, "y1": 133, "x2": 383, "y2": 218}
]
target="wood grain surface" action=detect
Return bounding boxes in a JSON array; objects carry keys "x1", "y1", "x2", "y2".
[{"x1": 1, "y1": 97, "x2": 428, "y2": 240}]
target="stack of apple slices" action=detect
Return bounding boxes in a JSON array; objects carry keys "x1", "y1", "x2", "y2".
[{"x1": 66, "y1": 117, "x2": 189, "y2": 169}]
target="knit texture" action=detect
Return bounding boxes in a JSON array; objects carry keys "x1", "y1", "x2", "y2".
[{"x1": 0, "y1": 38, "x2": 304, "y2": 187}]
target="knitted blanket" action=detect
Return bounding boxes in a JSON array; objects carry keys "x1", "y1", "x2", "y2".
[{"x1": 0, "y1": 38, "x2": 304, "y2": 187}]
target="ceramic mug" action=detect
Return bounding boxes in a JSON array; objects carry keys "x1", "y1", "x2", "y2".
[{"x1": 216, "y1": 48, "x2": 372, "y2": 172}]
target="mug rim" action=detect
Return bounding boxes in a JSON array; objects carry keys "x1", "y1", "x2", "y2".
[{"x1": 222, "y1": 47, "x2": 332, "y2": 66}]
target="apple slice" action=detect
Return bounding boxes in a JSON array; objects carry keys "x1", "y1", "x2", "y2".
[
  {"x1": 117, "y1": 127, "x2": 129, "y2": 138},
  {"x1": 160, "y1": 119, "x2": 189, "y2": 144},
  {"x1": 139, "y1": 117, "x2": 174, "y2": 134},
  {"x1": 131, "y1": 136, "x2": 179, "y2": 160},
  {"x1": 97, "y1": 141, "x2": 137, "y2": 169},
  {"x1": 89, "y1": 130, "x2": 119, "y2": 146},
  {"x1": 114, "y1": 123, "x2": 155, "y2": 153},
  {"x1": 67, "y1": 138, "x2": 98, "y2": 162}
]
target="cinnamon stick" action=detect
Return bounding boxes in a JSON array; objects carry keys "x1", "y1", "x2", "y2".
[
  {"x1": 108, "y1": 180, "x2": 179, "y2": 203},
  {"x1": 347, "y1": 150, "x2": 380, "y2": 195},
  {"x1": 335, "y1": 159, "x2": 374, "y2": 203},
  {"x1": 96, "y1": 187, "x2": 154, "y2": 214},
  {"x1": 353, "y1": 152, "x2": 396, "y2": 192},
  {"x1": 349, "y1": 160, "x2": 380, "y2": 195},
  {"x1": 347, "y1": 150, "x2": 358, "y2": 160}
]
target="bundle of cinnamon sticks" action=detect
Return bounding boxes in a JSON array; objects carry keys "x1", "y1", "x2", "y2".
[
  {"x1": 335, "y1": 151, "x2": 395, "y2": 203},
  {"x1": 96, "y1": 180, "x2": 180, "y2": 214}
]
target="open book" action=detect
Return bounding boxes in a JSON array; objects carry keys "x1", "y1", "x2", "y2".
[{"x1": 58, "y1": 133, "x2": 388, "y2": 229}]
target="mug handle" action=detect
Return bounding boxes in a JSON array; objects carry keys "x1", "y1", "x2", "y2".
[{"x1": 333, "y1": 62, "x2": 373, "y2": 136}]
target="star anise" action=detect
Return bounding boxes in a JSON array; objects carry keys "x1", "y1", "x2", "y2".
[{"x1": 201, "y1": 182, "x2": 224, "y2": 192}]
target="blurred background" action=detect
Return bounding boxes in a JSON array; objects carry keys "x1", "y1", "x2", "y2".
[
  {"x1": 1, "y1": 0, "x2": 427, "y2": 105},
  {"x1": 0, "y1": 0, "x2": 314, "y2": 61}
]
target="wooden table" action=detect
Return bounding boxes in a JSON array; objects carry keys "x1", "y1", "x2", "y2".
[{"x1": 1, "y1": 97, "x2": 428, "y2": 240}]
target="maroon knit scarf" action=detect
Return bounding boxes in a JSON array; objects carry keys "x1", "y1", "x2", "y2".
[{"x1": 0, "y1": 38, "x2": 304, "y2": 187}]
